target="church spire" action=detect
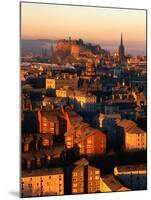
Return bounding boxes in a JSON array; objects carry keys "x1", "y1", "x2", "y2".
[
  {"x1": 119, "y1": 32, "x2": 125, "y2": 64},
  {"x1": 121, "y1": 32, "x2": 123, "y2": 46}
]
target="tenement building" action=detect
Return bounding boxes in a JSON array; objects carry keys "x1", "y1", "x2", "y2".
[
  {"x1": 116, "y1": 119, "x2": 147, "y2": 152},
  {"x1": 64, "y1": 112, "x2": 106, "y2": 155},
  {"x1": 21, "y1": 168, "x2": 64, "y2": 197},
  {"x1": 45, "y1": 74, "x2": 79, "y2": 89},
  {"x1": 74, "y1": 91, "x2": 97, "y2": 112},
  {"x1": 38, "y1": 111, "x2": 60, "y2": 135},
  {"x1": 66, "y1": 158, "x2": 100, "y2": 194}
]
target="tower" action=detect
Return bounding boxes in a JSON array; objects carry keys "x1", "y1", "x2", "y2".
[
  {"x1": 85, "y1": 59, "x2": 96, "y2": 77},
  {"x1": 119, "y1": 33, "x2": 125, "y2": 64}
]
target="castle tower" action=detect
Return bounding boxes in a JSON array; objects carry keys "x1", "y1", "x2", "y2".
[{"x1": 119, "y1": 33, "x2": 125, "y2": 64}]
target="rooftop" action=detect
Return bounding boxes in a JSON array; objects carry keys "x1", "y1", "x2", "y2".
[
  {"x1": 22, "y1": 168, "x2": 64, "y2": 177},
  {"x1": 22, "y1": 145, "x2": 65, "y2": 159},
  {"x1": 75, "y1": 126, "x2": 104, "y2": 143},
  {"x1": 73, "y1": 158, "x2": 89, "y2": 170},
  {"x1": 100, "y1": 113, "x2": 121, "y2": 119},
  {"x1": 117, "y1": 119, "x2": 136, "y2": 131},
  {"x1": 115, "y1": 164, "x2": 147, "y2": 173},
  {"x1": 101, "y1": 174, "x2": 130, "y2": 191},
  {"x1": 128, "y1": 126, "x2": 146, "y2": 134},
  {"x1": 64, "y1": 122, "x2": 89, "y2": 137},
  {"x1": 40, "y1": 133, "x2": 53, "y2": 140},
  {"x1": 105, "y1": 99, "x2": 134, "y2": 104},
  {"x1": 40, "y1": 111, "x2": 59, "y2": 122}
]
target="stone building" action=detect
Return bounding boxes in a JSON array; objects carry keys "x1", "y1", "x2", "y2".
[
  {"x1": 21, "y1": 168, "x2": 64, "y2": 197},
  {"x1": 66, "y1": 158, "x2": 100, "y2": 194},
  {"x1": 64, "y1": 112, "x2": 106, "y2": 155},
  {"x1": 38, "y1": 111, "x2": 59, "y2": 135},
  {"x1": 117, "y1": 119, "x2": 147, "y2": 152},
  {"x1": 45, "y1": 74, "x2": 79, "y2": 89}
]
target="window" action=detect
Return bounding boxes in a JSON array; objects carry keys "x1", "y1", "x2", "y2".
[
  {"x1": 73, "y1": 189, "x2": 77, "y2": 193},
  {"x1": 87, "y1": 139, "x2": 92, "y2": 145},
  {"x1": 87, "y1": 148, "x2": 93, "y2": 153},
  {"x1": 96, "y1": 186, "x2": 100, "y2": 191},
  {"x1": 80, "y1": 188, "x2": 83, "y2": 192},
  {"x1": 43, "y1": 123, "x2": 48, "y2": 126},
  {"x1": 28, "y1": 184, "x2": 32, "y2": 187},
  {"x1": 73, "y1": 183, "x2": 77, "y2": 187},
  {"x1": 73, "y1": 172, "x2": 77, "y2": 176},
  {"x1": 95, "y1": 170, "x2": 100, "y2": 175},
  {"x1": 67, "y1": 137, "x2": 71, "y2": 141},
  {"x1": 95, "y1": 176, "x2": 99, "y2": 180}
]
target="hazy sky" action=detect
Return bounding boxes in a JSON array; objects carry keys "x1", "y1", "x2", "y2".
[{"x1": 21, "y1": 2, "x2": 146, "y2": 55}]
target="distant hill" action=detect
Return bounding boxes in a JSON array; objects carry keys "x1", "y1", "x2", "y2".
[{"x1": 21, "y1": 39, "x2": 56, "y2": 56}]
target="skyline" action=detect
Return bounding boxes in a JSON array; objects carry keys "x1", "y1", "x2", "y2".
[
  {"x1": 21, "y1": 37, "x2": 146, "y2": 56},
  {"x1": 21, "y1": 3, "x2": 146, "y2": 56}
]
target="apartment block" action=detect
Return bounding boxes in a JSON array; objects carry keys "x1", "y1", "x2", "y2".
[{"x1": 21, "y1": 169, "x2": 64, "y2": 197}]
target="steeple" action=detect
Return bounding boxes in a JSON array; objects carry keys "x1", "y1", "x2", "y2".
[
  {"x1": 119, "y1": 32, "x2": 125, "y2": 64},
  {"x1": 120, "y1": 32, "x2": 123, "y2": 46}
]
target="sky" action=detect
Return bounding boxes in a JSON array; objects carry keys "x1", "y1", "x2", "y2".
[{"x1": 21, "y1": 2, "x2": 146, "y2": 55}]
